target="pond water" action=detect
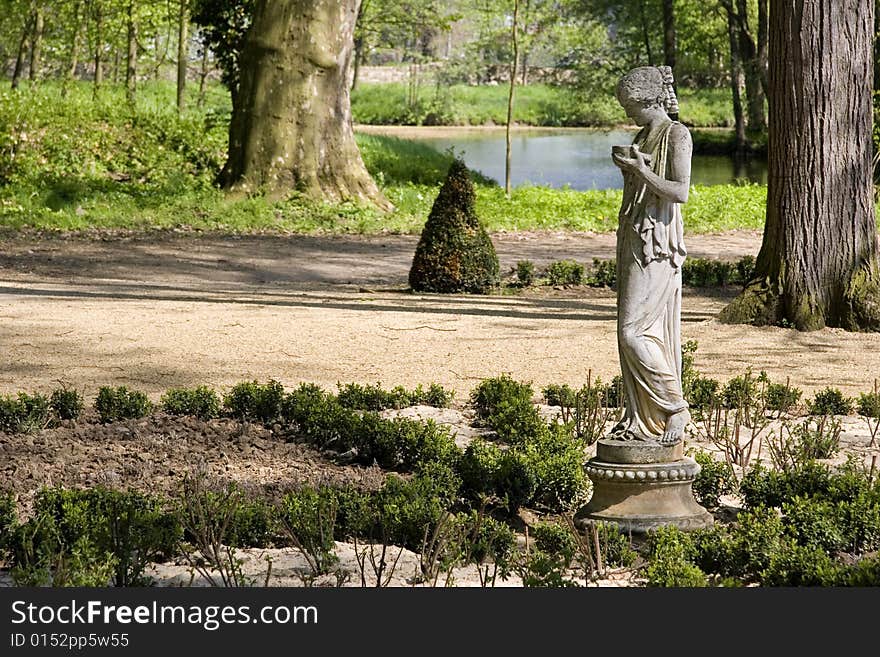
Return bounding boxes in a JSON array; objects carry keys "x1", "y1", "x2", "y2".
[{"x1": 407, "y1": 128, "x2": 767, "y2": 190}]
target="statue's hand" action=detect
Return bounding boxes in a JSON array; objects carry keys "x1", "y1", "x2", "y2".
[{"x1": 612, "y1": 145, "x2": 652, "y2": 178}]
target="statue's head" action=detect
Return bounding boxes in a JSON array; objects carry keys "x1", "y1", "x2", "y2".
[{"x1": 616, "y1": 66, "x2": 678, "y2": 124}]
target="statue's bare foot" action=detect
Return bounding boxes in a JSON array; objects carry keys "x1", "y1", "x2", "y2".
[{"x1": 661, "y1": 409, "x2": 690, "y2": 445}]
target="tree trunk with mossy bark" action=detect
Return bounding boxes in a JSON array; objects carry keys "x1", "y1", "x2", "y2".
[
  {"x1": 719, "y1": 0, "x2": 880, "y2": 331},
  {"x1": 219, "y1": 0, "x2": 389, "y2": 208}
]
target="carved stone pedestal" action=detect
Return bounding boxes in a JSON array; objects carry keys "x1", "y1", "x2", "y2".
[{"x1": 574, "y1": 439, "x2": 713, "y2": 534}]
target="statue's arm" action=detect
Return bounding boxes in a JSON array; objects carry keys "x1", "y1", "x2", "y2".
[{"x1": 637, "y1": 124, "x2": 692, "y2": 204}]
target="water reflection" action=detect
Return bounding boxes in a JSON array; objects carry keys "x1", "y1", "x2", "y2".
[{"x1": 408, "y1": 128, "x2": 767, "y2": 190}]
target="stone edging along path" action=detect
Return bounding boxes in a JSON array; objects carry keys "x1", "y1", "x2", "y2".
[{"x1": 3, "y1": 229, "x2": 880, "y2": 402}]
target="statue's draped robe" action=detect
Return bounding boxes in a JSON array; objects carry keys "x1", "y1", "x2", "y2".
[{"x1": 612, "y1": 118, "x2": 688, "y2": 441}]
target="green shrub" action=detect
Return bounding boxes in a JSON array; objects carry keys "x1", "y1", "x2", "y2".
[
  {"x1": 371, "y1": 473, "x2": 454, "y2": 551},
  {"x1": 766, "y1": 381, "x2": 803, "y2": 414},
  {"x1": 495, "y1": 450, "x2": 539, "y2": 513},
  {"x1": 682, "y1": 258, "x2": 735, "y2": 287},
  {"x1": 543, "y1": 383, "x2": 576, "y2": 407},
  {"x1": 94, "y1": 386, "x2": 152, "y2": 423},
  {"x1": 691, "y1": 450, "x2": 735, "y2": 509},
  {"x1": 808, "y1": 387, "x2": 854, "y2": 416},
  {"x1": 228, "y1": 497, "x2": 279, "y2": 549},
  {"x1": 759, "y1": 542, "x2": 841, "y2": 586},
  {"x1": 281, "y1": 384, "x2": 352, "y2": 447},
  {"x1": 335, "y1": 382, "x2": 453, "y2": 411},
  {"x1": 0, "y1": 491, "x2": 16, "y2": 555},
  {"x1": 735, "y1": 255, "x2": 756, "y2": 285},
  {"x1": 458, "y1": 439, "x2": 503, "y2": 502},
  {"x1": 50, "y1": 387, "x2": 84, "y2": 421},
  {"x1": 781, "y1": 497, "x2": 846, "y2": 553},
  {"x1": 358, "y1": 414, "x2": 460, "y2": 470},
  {"x1": 686, "y1": 376, "x2": 720, "y2": 412},
  {"x1": 408, "y1": 158, "x2": 499, "y2": 294},
  {"x1": 593, "y1": 521, "x2": 638, "y2": 567},
  {"x1": 587, "y1": 258, "x2": 616, "y2": 288},
  {"x1": 11, "y1": 487, "x2": 180, "y2": 587},
  {"x1": 857, "y1": 391, "x2": 880, "y2": 418},
  {"x1": 161, "y1": 386, "x2": 221, "y2": 420},
  {"x1": 546, "y1": 259, "x2": 584, "y2": 286},
  {"x1": 772, "y1": 417, "x2": 842, "y2": 467},
  {"x1": 721, "y1": 372, "x2": 761, "y2": 409},
  {"x1": 521, "y1": 424, "x2": 590, "y2": 513},
  {"x1": 223, "y1": 380, "x2": 285, "y2": 423},
  {"x1": 645, "y1": 525, "x2": 708, "y2": 587},
  {"x1": 740, "y1": 462, "x2": 834, "y2": 509},
  {"x1": 279, "y1": 487, "x2": 340, "y2": 575},
  {"x1": 0, "y1": 392, "x2": 53, "y2": 433},
  {"x1": 843, "y1": 554, "x2": 880, "y2": 586},
  {"x1": 516, "y1": 260, "x2": 536, "y2": 286},
  {"x1": 459, "y1": 511, "x2": 516, "y2": 569},
  {"x1": 532, "y1": 521, "x2": 577, "y2": 567},
  {"x1": 470, "y1": 375, "x2": 544, "y2": 443}
]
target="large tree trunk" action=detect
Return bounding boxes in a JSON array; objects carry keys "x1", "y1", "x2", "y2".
[
  {"x1": 719, "y1": 0, "x2": 880, "y2": 331},
  {"x1": 177, "y1": 0, "x2": 189, "y2": 113},
  {"x1": 736, "y1": 0, "x2": 766, "y2": 132},
  {"x1": 11, "y1": 8, "x2": 31, "y2": 90},
  {"x1": 94, "y1": 3, "x2": 104, "y2": 96},
  {"x1": 726, "y1": 7, "x2": 747, "y2": 157},
  {"x1": 62, "y1": 0, "x2": 84, "y2": 98},
  {"x1": 662, "y1": 0, "x2": 676, "y2": 76},
  {"x1": 28, "y1": 4, "x2": 44, "y2": 82},
  {"x1": 126, "y1": 0, "x2": 138, "y2": 105},
  {"x1": 220, "y1": 0, "x2": 389, "y2": 208}
]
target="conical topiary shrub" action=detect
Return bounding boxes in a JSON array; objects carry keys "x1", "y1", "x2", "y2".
[{"x1": 408, "y1": 159, "x2": 499, "y2": 293}]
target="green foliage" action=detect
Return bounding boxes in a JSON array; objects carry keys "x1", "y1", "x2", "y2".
[
  {"x1": 857, "y1": 391, "x2": 880, "y2": 418},
  {"x1": 546, "y1": 259, "x2": 584, "y2": 287},
  {"x1": 50, "y1": 387, "x2": 84, "y2": 422},
  {"x1": 691, "y1": 450, "x2": 735, "y2": 509},
  {"x1": 682, "y1": 258, "x2": 735, "y2": 287},
  {"x1": 458, "y1": 511, "x2": 516, "y2": 568},
  {"x1": 740, "y1": 463, "x2": 835, "y2": 509},
  {"x1": 645, "y1": 525, "x2": 708, "y2": 587},
  {"x1": 0, "y1": 392, "x2": 53, "y2": 434},
  {"x1": 808, "y1": 387, "x2": 854, "y2": 416},
  {"x1": 721, "y1": 371, "x2": 761, "y2": 409},
  {"x1": 223, "y1": 380, "x2": 285, "y2": 423},
  {"x1": 587, "y1": 257, "x2": 616, "y2": 288},
  {"x1": 227, "y1": 497, "x2": 278, "y2": 549},
  {"x1": 766, "y1": 381, "x2": 803, "y2": 414},
  {"x1": 768, "y1": 417, "x2": 842, "y2": 470},
  {"x1": 408, "y1": 159, "x2": 499, "y2": 294},
  {"x1": 532, "y1": 522, "x2": 577, "y2": 567},
  {"x1": 191, "y1": 0, "x2": 255, "y2": 97},
  {"x1": 279, "y1": 486, "x2": 340, "y2": 575},
  {"x1": 0, "y1": 491, "x2": 16, "y2": 556},
  {"x1": 516, "y1": 260, "x2": 536, "y2": 286},
  {"x1": 161, "y1": 386, "x2": 221, "y2": 420},
  {"x1": 10, "y1": 487, "x2": 180, "y2": 587},
  {"x1": 94, "y1": 386, "x2": 152, "y2": 424},
  {"x1": 521, "y1": 424, "x2": 591, "y2": 513},
  {"x1": 335, "y1": 382, "x2": 453, "y2": 411},
  {"x1": 594, "y1": 521, "x2": 637, "y2": 568},
  {"x1": 781, "y1": 497, "x2": 846, "y2": 554},
  {"x1": 470, "y1": 375, "x2": 543, "y2": 444},
  {"x1": 760, "y1": 542, "x2": 842, "y2": 587}
]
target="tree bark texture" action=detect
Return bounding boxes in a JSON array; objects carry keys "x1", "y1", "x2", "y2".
[
  {"x1": 662, "y1": 0, "x2": 676, "y2": 75},
  {"x1": 11, "y1": 9, "x2": 31, "y2": 90},
  {"x1": 126, "y1": 0, "x2": 138, "y2": 105},
  {"x1": 506, "y1": 0, "x2": 520, "y2": 198},
  {"x1": 177, "y1": 0, "x2": 189, "y2": 113},
  {"x1": 719, "y1": 0, "x2": 880, "y2": 331},
  {"x1": 62, "y1": 1, "x2": 84, "y2": 97},
  {"x1": 29, "y1": 4, "x2": 43, "y2": 82},
  {"x1": 94, "y1": 4, "x2": 104, "y2": 93},
  {"x1": 220, "y1": 0, "x2": 389, "y2": 208},
  {"x1": 726, "y1": 7, "x2": 747, "y2": 156}
]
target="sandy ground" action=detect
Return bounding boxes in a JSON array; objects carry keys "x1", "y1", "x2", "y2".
[{"x1": 2, "y1": 228, "x2": 880, "y2": 402}]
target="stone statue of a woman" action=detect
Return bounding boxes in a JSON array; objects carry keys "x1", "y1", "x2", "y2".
[{"x1": 610, "y1": 66, "x2": 691, "y2": 446}]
